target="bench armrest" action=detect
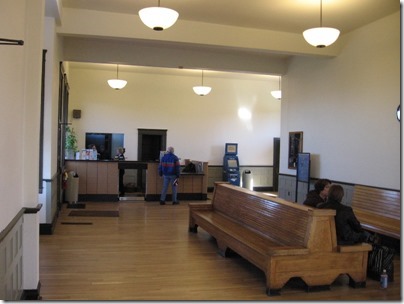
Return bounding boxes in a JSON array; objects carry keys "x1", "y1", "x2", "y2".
[
  {"x1": 189, "y1": 202, "x2": 213, "y2": 211},
  {"x1": 338, "y1": 243, "x2": 372, "y2": 253},
  {"x1": 268, "y1": 247, "x2": 309, "y2": 256},
  {"x1": 188, "y1": 203, "x2": 213, "y2": 232}
]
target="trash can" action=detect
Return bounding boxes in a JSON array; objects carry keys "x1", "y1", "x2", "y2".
[
  {"x1": 242, "y1": 170, "x2": 253, "y2": 190},
  {"x1": 66, "y1": 171, "x2": 79, "y2": 204}
]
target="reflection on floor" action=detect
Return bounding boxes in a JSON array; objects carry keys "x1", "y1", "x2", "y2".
[{"x1": 119, "y1": 192, "x2": 145, "y2": 201}]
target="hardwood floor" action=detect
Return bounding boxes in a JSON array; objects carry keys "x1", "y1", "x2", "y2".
[{"x1": 39, "y1": 200, "x2": 401, "y2": 301}]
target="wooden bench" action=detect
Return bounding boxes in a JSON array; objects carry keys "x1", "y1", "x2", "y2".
[
  {"x1": 351, "y1": 185, "x2": 400, "y2": 240},
  {"x1": 189, "y1": 182, "x2": 372, "y2": 296}
]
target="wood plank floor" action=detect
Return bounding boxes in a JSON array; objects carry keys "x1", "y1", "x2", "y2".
[{"x1": 39, "y1": 200, "x2": 401, "y2": 301}]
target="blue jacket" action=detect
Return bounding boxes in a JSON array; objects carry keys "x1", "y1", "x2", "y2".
[{"x1": 158, "y1": 152, "x2": 180, "y2": 177}]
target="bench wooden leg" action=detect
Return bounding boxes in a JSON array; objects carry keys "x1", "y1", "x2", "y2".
[
  {"x1": 348, "y1": 277, "x2": 367, "y2": 288},
  {"x1": 266, "y1": 288, "x2": 281, "y2": 296},
  {"x1": 217, "y1": 240, "x2": 230, "y2": 257},
  {"x1": 305, "y1": 284, "x2": 331, "y2": 292},
  {"x1": 188, "y1": 226, "x2": 197, "y2": 233},
  {"x1": 188, "y1": 225, "x2": 198, "y2": 233}
]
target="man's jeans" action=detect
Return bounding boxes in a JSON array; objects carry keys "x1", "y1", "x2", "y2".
[{"x1": 160, "y1": 175, "x2": 178, "y2": 202}]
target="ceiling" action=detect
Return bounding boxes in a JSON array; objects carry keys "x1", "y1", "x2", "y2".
[
  {"x1": 48, "y1": 0, "x2": 400, "y2": 76},
  {"x1": 61, "y1": 0, "x2": 399, "y2": 35}
]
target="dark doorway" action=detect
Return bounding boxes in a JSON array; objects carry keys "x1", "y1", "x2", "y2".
[
  {"x1": 141, "y1": 135, "x2": 162, "y2": 161},
  {"x1": 135, "y1": 129, "x2": 167, "y2": 194},
  {"x1": 137, "y1": 129, "x2": 167, "y2": 161},
  {"x1": 272, "y1": 137, "x2": 280, "y2": 192}
]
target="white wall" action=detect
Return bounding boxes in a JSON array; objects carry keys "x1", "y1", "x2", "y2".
[
  {"x1": 0, "y1": 0, "x2": 44, "y2": 293},
  {"x1": 0, "y1": 0, "x2": 43, "y2": 226},
  {"x1": 43, "y1": 16, "x2": 62, "y2": 180},
  {"x1": 280, "y1": 12, "x2": 400, "y2": 190},
  {"x1": 0, "y1": 0, "x2": 26, "y2": 231},
  {"x1": 67, "y1": 66, "x2": 281, "y2": 166}
]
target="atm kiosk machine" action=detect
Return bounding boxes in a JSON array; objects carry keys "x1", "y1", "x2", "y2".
[{"x1": 223, "y1": 143, "x2": 240, "y2": 186}]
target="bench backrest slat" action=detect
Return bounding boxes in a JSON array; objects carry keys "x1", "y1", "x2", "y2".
[
  {"x1": 352, "y1": 185, "x2": 400, "y2": 220},
  {"x1": 351, "y1": 185, "x2": 400, "y2": 239},
  {"x1": 213, "y1": 183, "x2": 309, "y2": 247}
]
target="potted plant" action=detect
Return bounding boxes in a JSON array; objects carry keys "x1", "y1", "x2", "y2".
[{"x1": 65, "y1": 126, "x2": 78, "y2": 159}]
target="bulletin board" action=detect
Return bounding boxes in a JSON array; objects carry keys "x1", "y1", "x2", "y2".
[
  {"x1": 295, "y1": 153, "x2": 310, "y2": 202},
  {"x1": 297, "y1": 153, "x2": 310, "y2": 182}
]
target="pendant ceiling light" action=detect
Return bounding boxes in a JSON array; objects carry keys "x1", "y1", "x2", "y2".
[
  {"x1": 271, "y1": 76, "x2": 282, "y2": 100},
  {"x1": 107, "y1": 65, "x2": 127, "y2": 90},
  {"x1": 303, "y1": 0, "x2": 340, "y2": 48},
  {"x1": 193, "y1": 70, "x2": 212, "y2": 96},
  {"x1": 139, "y1": 0, "x2": 179, "y2": 31}
]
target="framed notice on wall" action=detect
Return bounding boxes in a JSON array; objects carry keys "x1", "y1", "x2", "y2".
[{"x1": 288, "y1": 131, "x2": 303, "y2": 169}]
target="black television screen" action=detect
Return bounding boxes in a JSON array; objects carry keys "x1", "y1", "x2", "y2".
[{"x1": 85, "y1": 133, "x2": 124, "y2": 160}]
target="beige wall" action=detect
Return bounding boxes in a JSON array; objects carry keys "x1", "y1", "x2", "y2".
[
  {"x1": 280, "y1": 12, "x2": 400, "y2": 190},
  {"x1": 66, "y1": 66, "x2": 281, "y2": 166}
]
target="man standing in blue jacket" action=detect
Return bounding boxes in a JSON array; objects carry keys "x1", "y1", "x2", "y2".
[{"x1": 158, "y1": 146, "x2": 181, "y2": 205}]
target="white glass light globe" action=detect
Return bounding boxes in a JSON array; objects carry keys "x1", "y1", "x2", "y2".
[
  {"x1": 193, "y1": 86, "x2": 212, "y2": 96},
  {"x1": 303, "y1": 27, "x2": 340, "y2": 48},
  {"x1": 139, "y1": 7, "x2": 179, "y2": 31},
  {"x1": 107, "y1": 79, "x2": 127, "y2": 90}
]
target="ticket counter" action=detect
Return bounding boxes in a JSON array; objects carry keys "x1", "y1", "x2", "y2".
[
  {"x1": 145, "y1": 162, "x2": 208, "y2": 201},
  {"x1": 64, "y1": 160, "x2": 208, "y2": 201}
]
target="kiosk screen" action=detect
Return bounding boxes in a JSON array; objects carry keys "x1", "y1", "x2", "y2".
[{"x1": 227, "y1": 159, "x2": 238, "y2": 168}]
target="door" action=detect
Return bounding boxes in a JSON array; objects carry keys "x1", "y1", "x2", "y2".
[
  {"x1": 141, "y1": 135, "x2": 162, "y2": 161},
  {"x1": 272, "y1": 137, "x2": 280, "y2": 192},
  {"x1": 137, "y1": 129, "x2": 167, "y2": 192}
]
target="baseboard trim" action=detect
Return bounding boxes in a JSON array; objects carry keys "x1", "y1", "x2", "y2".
[
  {"x1": 39, "y1": 223, "x2": 53, "y2": 235},
  {"x1": 40, "y1": 207, "x2": 60, "y2": 235},
  {"x1": 254, "y1": 186, "x2": 273, "y2": 192},
  {"x1": 145, "y1": 193, "x2": 208, "y2": 201},
  {"x1": 208, "y1": 186, "x2": 273, "y2": 192},
  {"x1": 21, "y1": 281, "x2": 41, "y2": 300}
]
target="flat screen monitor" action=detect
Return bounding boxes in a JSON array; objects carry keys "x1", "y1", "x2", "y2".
[
  {"x1": 85, "y1": 132, "x2": 124, "y2": 160},
  {"x1": 227, "y1": 159, "x2": 238, "y2": 168},
  {"x1": 225, "y1": 143, "x2": 238, "y2": 155}
]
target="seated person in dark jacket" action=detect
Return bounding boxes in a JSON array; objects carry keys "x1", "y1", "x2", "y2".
[
  {"x1": 317, "y1": 184, "x2": 372, "y2": 245},
  {"x1": 303, "y1": 178, "x2": 331, "y2": 207}
]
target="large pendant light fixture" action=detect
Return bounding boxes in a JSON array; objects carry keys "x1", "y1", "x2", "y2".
[
  {"x1": 193, "y1": 70, "x2": 212, "y2": 96},
  {"x1": 139, "y1": 0, "x2": 179, "y2": 31},
  {"x1": 303, "y1": 0, "x2": 340, "y2": 48},
  {"x1": 107, "y1": 65, "x2": 127, "y2": 90},
  {"x1": 271, "y1": 76, "x2": 282, "y2": 100}
]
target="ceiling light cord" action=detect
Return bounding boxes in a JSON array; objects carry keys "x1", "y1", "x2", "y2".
[{"x1": 319, "y1": 0, "x2": 323, "y2": 27}]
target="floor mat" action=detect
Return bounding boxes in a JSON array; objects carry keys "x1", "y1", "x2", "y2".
[
  {"x1": 61, "y1": 222, "x2": 93, "y2": 225},
  {"x1": 68, "y1": 210, "x2": 119, "y2": 217},
  {"x1": 67, "y1": 203, "x2": 86, "y2": 209}
]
